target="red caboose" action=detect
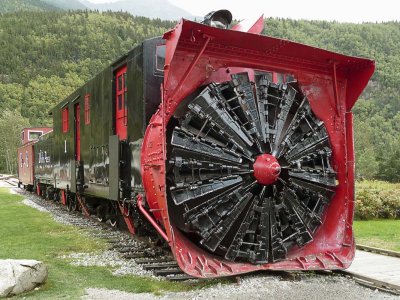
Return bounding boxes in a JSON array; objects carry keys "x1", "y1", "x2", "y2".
[{"x1": 17, "y1": 127, "x2": 52, "y2": 189}]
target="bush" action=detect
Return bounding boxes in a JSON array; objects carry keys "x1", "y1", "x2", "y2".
[{"x1": 355, "y1": 180, "x2": 400, "y2": 220}]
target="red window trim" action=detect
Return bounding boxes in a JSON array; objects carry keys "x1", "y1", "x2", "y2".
[
  {"x1": 62, "y1": 107, "x2": 69, "y2": 133},
  {"x1": 84, "y1": 94, "x2": 90, "y2": 125}
]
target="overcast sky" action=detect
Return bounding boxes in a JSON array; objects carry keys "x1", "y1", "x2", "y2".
[{"x1": 87, "y1": 0, "x2": 399, "y2": 23}]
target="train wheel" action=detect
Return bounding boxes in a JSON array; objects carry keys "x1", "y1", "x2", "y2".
[
  {"x1": 46, "y1": 187, "x2": 54, "y2": 201},
  {"x1": 108, "y1": 218, "x2": 118, "y2": 228},
  {"x1": 40, "y1": 185, "x2": 46, "y2": 198},
  {"x1": 67, "y1": 194, "x2": 77, "y2": 212},
  {"x1": 166, "y1": 73, "x2": 337, "y2": 264},
  {"x1": 53, "y1": 190, "x2": 60, "y2": 202},
  {"x1": 96, "y1": 204, "x2": 107, "y2": 222},
  {"x1": 108, "y1": 203, "x2": 119, "y2": 229}
]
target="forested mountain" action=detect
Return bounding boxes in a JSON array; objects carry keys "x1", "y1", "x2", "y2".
[
  {"x1": 81, "y1": 0, "x2": 194, "y2": 20},
  {"x1": 41, "y1": 0, "x2": 86, "y2": 10},
  {"x1": 0, "y1": 0, "x2": 59, "y2": 13},
  {"x1": 0, "y1": 0, "x2": 195, "y2": 20},
  {"x1": 0, "y1": 10, "x2": 399, "y2": 181}
]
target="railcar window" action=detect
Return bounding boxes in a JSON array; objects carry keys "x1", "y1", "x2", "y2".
[
  {"x1": 28, "y1": 131, "x2": 42, "y2": 140},
  {"x1": 62, "y1": 107, "x2": 69, "y2": 133},
  {"x1": 118, "y1": 95, "x2": 122, "y2": 110},
  {"x1": 25, "y1": 151, "x2": 29, "y2": 167},
  {"x1": 118, "y1": 75, "x2": 123, "y2": 91},
  {"x1": 84, "y1": 94, "x2": 90, "y2": 125},
  {"x1": 124, "y1": 73, "x2": 127, "y2": 89},
  {"x1": 156, "y1": 45, "x2": 166, "y2": 72}
]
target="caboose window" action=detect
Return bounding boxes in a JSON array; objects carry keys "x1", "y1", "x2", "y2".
[
  {"x1": 84, "y1": 94, "x2": 90, "y2": 125},
  {"x1": 62, "y1": 107, "x2": 69, "y2": 133},
  {"x1": 28, "y1": 131, "x2": 42, "y2": 141},
  {"x1": 156, "y1": 45, "x2": 166, "y2": 72}
]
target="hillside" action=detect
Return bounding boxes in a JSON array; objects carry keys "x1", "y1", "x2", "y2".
[
  {"x1": 262, "y1": 18, "x2": 400, "y2": 182},
  {"x1": 0, "y1": 0, "x2": 59, "y2": 13},
  {"x1": 0, "y1": 0, "x2": 195, "y2": 20},
  {"x1": 0, "y1": 11, "x2": 399, "y2": 181},
  {"x1": 41, "y1": 0, "x2": 86, "y2": 10},
  {"x1": 81, "y1": 0, "x2": 194, "y2": 20}
]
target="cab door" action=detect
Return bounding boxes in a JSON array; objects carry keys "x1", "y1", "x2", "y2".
[{"x1": 115, "y1": 65, "x2": 128, "y2": 140}]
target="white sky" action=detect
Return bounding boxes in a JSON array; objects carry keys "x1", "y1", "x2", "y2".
[{"x1": 86, "y1": 0, "x2": 400, "y2": 23}]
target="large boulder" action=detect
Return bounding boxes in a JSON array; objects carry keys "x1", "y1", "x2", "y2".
[{"x1": 0, "y1": 259, "x2": 47, "y2": 298}]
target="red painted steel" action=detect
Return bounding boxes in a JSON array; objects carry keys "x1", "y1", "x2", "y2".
[
  {"x1": 253, "y1": 154, "x2": 281, "y2": 185},
  {"x1": 141, "y1": 19, "x2": 375, "y2": 278},
  {"x1": 20, "y1": 127, "x2": 52, "y2": 145},
  {"x1": 61, "y1": 189, "x2": 66, "y2": 206},
  {"x1": 76, "y1": 193, "x2": 90, "y2": 217},
  {"x1": 137, "y1": 194, "x2": 169, "y2": 242},
  {"x1": 84, "y1": 94, "x2": 90, "y2": 125},
  {"x1": 17, "y1": 141, "x2": 35, "y2": 186},
  {"x1": 231, "y1": 15, "x2": 264, "y2": 34},
  {"x1": 62, "y1": 107, "x2": 69, "y2": 133},
  {"x1": 115, "y1": 65, "x2": 128, "y2": 140},
  {"x1": 75, "y1": 103, "x2": 81, "y2": 161},
  {"x1": 117, "y1": 200, "x2": 136, "y2": 235}
]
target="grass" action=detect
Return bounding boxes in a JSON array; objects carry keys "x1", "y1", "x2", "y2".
[
  {"x1": 354, "y1": 219, "x2": 400, "y2": 252},
  {"x1": 0, "y1": 188, "x2": 222, "y2": 299},
  {"x1": 356, "y1": 180, "x2": 400, "y2": 190},
  {"x1": 2, "y1": 184, "x2": 399, "y2": 298}
]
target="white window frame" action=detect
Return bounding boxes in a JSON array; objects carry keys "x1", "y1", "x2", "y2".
[{"x1": 27, "y1": 130, "x2": 44, "y2": 141}]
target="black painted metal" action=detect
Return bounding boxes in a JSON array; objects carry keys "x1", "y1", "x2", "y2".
[
  {"x1": 109, "y1": 135, "x2": 120, "y2": 201},
  {"x1": 166, "y1": 73, "x2": 336, "y2": 264},
  {"x1": 33, "y1": 37, "x2": 165, "y2": 204}
]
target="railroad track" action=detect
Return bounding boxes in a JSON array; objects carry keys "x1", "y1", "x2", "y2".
[
  {"x1": 0, "y1": 175, "x2": 18, "y2": 187},
  {"x1": 11, "y1": 186, "x2": 400, "y2": 292},
  {"x1": 334, "y1": 245, "x2": 400, "y2": 296},
  {"x1": 15, "y1": 187, "x2": 196, "y2": 281}
]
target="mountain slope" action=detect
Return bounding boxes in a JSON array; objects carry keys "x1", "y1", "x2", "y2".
[
  {"x1": 0, "y1": 0, "x2": 59, "y2": 13},
  {"x1": 80, "y1": 0, "x2": 194, "y2": 20},
  {"x1": 1, "y1": 0, "x2": 195, "y2": 20},
  {"x1": 41, "y1": 0, "x2": 87, "y2": 10},
  {"x1": 0, "y1": 11, "x2": 399, "y2": 180}
]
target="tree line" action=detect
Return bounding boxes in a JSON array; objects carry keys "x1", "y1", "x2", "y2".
[{"x1": 0, "y1": 11, "x2": 399, "y2": 181}]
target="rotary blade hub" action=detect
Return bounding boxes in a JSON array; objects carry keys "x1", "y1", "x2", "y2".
[{"x1": 253, "y1": 153, "x2": 281, "y2": 185}]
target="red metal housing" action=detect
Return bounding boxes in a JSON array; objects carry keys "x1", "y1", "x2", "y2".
[
  {"x1": 141, "y1": 19, "x2": 375, "y2": 278},
  {"x1": 17, "y1": 141, "x2": 35, "y2": 186},
  {"x1": 17, "y1": 127, "x2": 52, "y2": 187}
]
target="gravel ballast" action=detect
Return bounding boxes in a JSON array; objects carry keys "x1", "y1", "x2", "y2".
[
  {"x1": 82, "y1": 274, "x2": 398, "y2": 300},
  {"x1": 17, "y1": 189, "x2": 153, "y2": 278},
  {"x1": 10, "y1": 186, "x2": 399, "y2": 300}
]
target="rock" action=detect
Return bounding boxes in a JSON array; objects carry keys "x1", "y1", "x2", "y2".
[{"x1": 0, "y1": 259, "x2": 47, "y2": 298}]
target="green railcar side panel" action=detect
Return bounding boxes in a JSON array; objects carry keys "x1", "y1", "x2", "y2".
[{"x1": 109, "y1": 135, "x2": 120, "y2": 200}]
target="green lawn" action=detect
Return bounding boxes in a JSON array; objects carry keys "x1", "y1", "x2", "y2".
[
  {"x1": 0, "y1": 188, "x2": 218, "y2": 299},
  {"x1": 354, "y1": 219, "x2": 400, "y2": 252},
  {"x1": 2, "y1": 186, "x2": 398, "y2": 298}
]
